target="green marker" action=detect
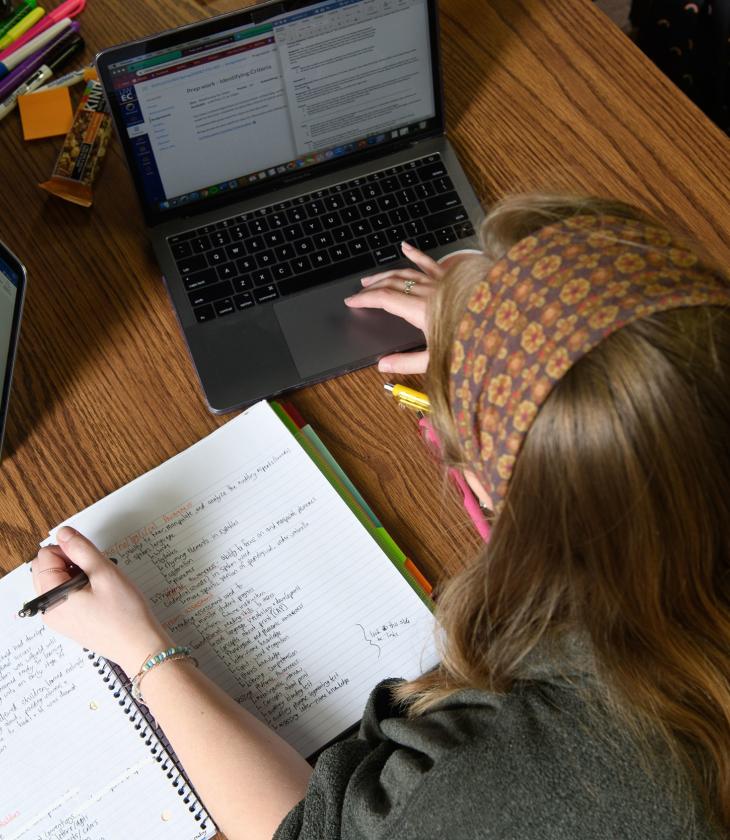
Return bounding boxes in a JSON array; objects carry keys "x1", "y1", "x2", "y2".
[{"x1": 0, "y1": 0, "x2": 38, "y2": 41}]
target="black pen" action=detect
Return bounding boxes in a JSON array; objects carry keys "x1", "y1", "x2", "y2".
[
  {"x1": 19, "y1": 557, "x2": 117, "y2": 617},
  {"x1": 19, "y1": 566, "x2": 88, "y2": 617}
]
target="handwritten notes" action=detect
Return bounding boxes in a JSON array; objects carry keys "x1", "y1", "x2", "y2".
[
  {"x1": 4, "y1": 401, "x2": 436, "y2": 837},
  {"x1": 0, "y1": 567, "x2": 211, "y2": 840},
  {"x1": 46, "y1": 401, "x2": 438, "y2": 757}
]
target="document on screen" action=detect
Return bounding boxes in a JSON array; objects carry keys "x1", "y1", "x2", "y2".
[{"x1": 275, "y1": 0, "x2": 435, "y2": 155}]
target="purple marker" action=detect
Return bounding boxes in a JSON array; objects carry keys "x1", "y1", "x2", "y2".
[{"x1": 0, "y1": 21, "x2": 80, "y2": 101}]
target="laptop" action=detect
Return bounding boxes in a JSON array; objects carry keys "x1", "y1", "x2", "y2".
[
  {"x1": 0, "y1": 242, "x2": 26, "y2": 461},
  {"x1": 96, "y1": 0, "x2": 483, "y2": 413}
]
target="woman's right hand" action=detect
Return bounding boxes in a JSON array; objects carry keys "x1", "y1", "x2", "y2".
[{"x1": 32, "y1": 527, "x2": 172, "y2": 676}]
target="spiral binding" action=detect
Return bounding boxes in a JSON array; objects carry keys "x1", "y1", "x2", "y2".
[{"x1": 87, "y1": 651, "x2": 215, "y2": 834}]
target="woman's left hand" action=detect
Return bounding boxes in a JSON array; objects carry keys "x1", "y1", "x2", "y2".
[{"x1": 345, "y1": 241, "x2": 445, "y2": 374}]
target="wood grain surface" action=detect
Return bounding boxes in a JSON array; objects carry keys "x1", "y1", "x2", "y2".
[
  {"x1": 0, "y1": 2, "x2": 728, "y2": 838},
  {"x1": 0, "y1": 0, "x2": 728, "y2": 591}
]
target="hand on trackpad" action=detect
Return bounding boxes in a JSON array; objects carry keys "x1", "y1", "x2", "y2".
[{"x1": 274, "y1": 281, "x2": 423, "y2": 379}]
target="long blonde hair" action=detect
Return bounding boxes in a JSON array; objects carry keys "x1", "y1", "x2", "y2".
[{"x1": 398, "y1": 194, "x2": 730, "y2": 832}]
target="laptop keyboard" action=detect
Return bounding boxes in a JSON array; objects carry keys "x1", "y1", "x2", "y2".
[{"x1": 166, "y1": 153, "x2": 475, "y2": 323}]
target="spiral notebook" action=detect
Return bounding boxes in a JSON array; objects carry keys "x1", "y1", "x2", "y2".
[{"x1": 0, "y1": 401, "x2": 437, "y2": 840}]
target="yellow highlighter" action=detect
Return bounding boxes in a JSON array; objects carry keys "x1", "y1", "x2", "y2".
[
  {"x1": 0, "y1": 5, "x2": 45, "y2": 52},
  {"x1": 384, "y1": 382, "x2": 431, "y2": 413}
]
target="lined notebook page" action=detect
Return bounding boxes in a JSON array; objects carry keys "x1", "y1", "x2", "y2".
[
  {"x1": 45, "y1": 401, "x2": 438, "y2": 757},
  {"x1": 0, "y1": 566, "x2": 212, "y2": 840}
]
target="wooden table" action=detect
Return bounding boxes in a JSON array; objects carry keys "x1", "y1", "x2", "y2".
[
  {"x1": 1, "y1": 1, "x2": 728, "y2": 592},
  {"x1": 1, "y1": 1, "x2": 728, "y2": 838}
]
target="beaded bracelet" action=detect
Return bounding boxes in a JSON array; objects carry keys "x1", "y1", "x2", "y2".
[{"x1": 131, "y1": 645, "x2": 198, "y2": 703}]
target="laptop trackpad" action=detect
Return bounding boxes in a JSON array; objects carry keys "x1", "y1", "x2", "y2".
[{"x1": 274, "y1": 280, "x2": 423, "y2": 379}]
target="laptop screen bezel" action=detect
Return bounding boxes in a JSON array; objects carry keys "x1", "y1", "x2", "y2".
[
  {"x1": 96, "y1": 0, "x2": 445, "y2": 229},
  {"x1": 0, "y1": 242, "x2": 26, "y2": 464}
]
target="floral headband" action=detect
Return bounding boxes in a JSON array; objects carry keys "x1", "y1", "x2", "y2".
[{"x1": 450, "y1": 214, "x2": 730, "y2": 512}]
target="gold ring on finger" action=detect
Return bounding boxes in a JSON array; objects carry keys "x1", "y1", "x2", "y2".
[{"x1": 404, "y1": 279, "x2": 416, "y2": 295}]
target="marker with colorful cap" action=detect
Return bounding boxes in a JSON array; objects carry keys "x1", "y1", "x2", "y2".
[
  {"x1": 0, "y1": 33, "x2": 83, "y2": 120},
  {"x1": 0, "y1": 0, "x2": 43, "y2": 51},
  {"x1": 0, "y1": 0, "x2": 84, "y2": 62},
  {"x1": 0, "y1": 0, "x2": 37, "y2": 34},
  {"x1": 0, "y1": 17, "x2": 73, "y2": 78},
  {"x1": 0, "y1": 21, "x2": 79, "y2": 100}
]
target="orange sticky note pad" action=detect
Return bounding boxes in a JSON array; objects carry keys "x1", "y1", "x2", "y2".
[{"x1": 18, "y1": 87, "x2": 74, "y2": 141}]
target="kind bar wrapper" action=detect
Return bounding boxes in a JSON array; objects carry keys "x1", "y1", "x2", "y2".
[{"x1": 40, "y1": 80, "x2": 112, "y2": 207}]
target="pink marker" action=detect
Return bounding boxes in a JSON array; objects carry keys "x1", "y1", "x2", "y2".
[
  {"x1": 0, "y1": 0, "x2": 85, "y2": 63},
  {"x1": 418, "y1": 416, "x2": 492, "y2": 542}
]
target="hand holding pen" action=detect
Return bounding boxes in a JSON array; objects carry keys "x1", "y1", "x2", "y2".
[
  {"x1": 25, "y1": 527, "x2": 172, "y2": 675},
  {"x1": 20, "y1": 560, "x2": 89, "y2": 616},
  {"x1": 21, "y1": 541, "x2": 120, "y2": 616}
]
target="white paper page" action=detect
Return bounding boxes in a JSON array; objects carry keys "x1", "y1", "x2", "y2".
[
  {"x1": 44, "y1": 401, "x2": 438, "y2": 757},
  {"x1": 0, "y1": 566, "x2": 213, "y2": 840}
]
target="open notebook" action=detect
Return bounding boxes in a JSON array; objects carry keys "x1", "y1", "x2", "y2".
[{"x1": 1, "y1": 401, "x2": 437, "y2": 840}]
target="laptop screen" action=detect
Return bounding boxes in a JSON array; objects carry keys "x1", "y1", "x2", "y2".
[
  {"x1": 103, "y1": 0, "x2": 440, "y2": 220},
  {"x1": 0, "y1": 259, "x2": 19, "y2": 393},
  {"x1": 0, "y1": 249, "x2": 24, "y2": 461}
]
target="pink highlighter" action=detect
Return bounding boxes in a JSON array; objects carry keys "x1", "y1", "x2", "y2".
[
  {"x1": 0, "y1": 0, "x2": 85, "y2": 63},
  {"x1": 384, "y1": 382, "x2": 491, "y2": 542},
  {"x1": 418, "y1": 415, "x2": 492, "y2": 543}
]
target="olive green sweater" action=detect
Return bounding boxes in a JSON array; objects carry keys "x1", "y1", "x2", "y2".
[{"x1": 274, "y1": 642, "x2": 717, "y2": 840}]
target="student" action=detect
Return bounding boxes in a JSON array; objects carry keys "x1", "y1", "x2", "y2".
[{"x1": 33, "y1": 194, "x2": 730, "y2": 839}]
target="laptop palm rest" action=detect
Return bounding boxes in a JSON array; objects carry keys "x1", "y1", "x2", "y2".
[{"x1": 274, "y1": 278, "x2": 423, "y2": 380}]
